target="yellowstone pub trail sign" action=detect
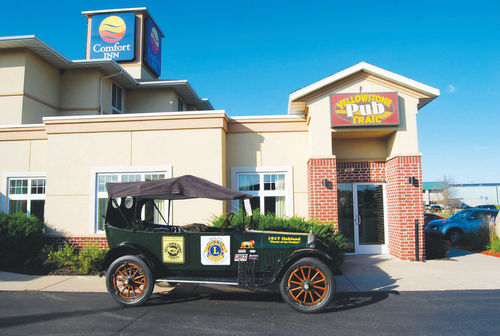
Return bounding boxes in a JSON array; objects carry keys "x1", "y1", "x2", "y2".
[{"x1": 330, "y1": 92, "x2": 399, "y2": 127}]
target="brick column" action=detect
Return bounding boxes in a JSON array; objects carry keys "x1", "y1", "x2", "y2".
[
  {"x1": 307, "y1": 157, "x2": 338, "y2": 228},
  {"x1": 386, "y1": 156, "x2": 425, "y2": 260}
]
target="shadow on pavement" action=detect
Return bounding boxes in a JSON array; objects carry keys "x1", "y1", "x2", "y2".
[
  {"x1": 447, "y1": 248, "x2": 475, "y2": 258},
  {"x1": 148, "y1": 283, "x2": 395, "y2": 313},
  {"x1": 327, "y1": 291, "x2": 398, "y2": 313},
  {"x1": 0, "y1": 306, "x2": 125, "y2": 329}
]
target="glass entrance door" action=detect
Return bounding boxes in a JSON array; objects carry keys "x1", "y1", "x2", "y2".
[{"x1": 338, "y1": 183, "x2": 387, "y2": 254}]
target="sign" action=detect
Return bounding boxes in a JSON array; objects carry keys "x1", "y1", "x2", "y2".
[
  {"x1": 330, "y1": 92, "x2": 399, "y2": 127},
  {"x1": 90, "y1": 13, "x2": 135, "y2": 61},
  {"x1": 200, "y1": 236, "x2": 230, "y2": 265},
  {"x1": 143, "y1": 18, "x2": 162, "y2": 76},
  {"x1": 162, "y1": 236, "x2": 184, "y2": 264}
]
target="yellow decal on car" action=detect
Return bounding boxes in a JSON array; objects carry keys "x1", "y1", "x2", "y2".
[
  {"x1": 268, "y1": 236, "x2": 301, "y2": 244},
  {"x1": 162, "y1": 236, "x2": 185, "y2": 264}
]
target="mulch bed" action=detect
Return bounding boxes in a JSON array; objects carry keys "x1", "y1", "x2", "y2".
[
  {"x1": 480, "y1": 250, "x2": 500, "y2": 258},
  {"x1": 453, "y1": 245, "x2": 500, "y2": 259}
]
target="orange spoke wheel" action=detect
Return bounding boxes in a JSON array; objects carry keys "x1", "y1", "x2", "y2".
[
  {"x1": 106, "y1": 255, "x2": 154, "y2": 307},
  {"x1": 280, "y1": 257, "x2": 335, "y2": 313}
]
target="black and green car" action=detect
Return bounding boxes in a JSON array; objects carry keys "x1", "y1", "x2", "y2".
[{"x1": 101, "y1": 175, "x2": 337, "y2": 313}]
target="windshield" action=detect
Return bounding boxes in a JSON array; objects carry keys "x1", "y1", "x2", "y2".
[{"x1": 448, "y1": 210, "x2": 471, "y2": 221}]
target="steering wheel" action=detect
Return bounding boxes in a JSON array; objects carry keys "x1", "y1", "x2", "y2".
[{"x1": 220, "y1": 212, "x2": 235, "y2": 232}]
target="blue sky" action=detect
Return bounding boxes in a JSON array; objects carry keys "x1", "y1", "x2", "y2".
[{"x1": 1, "y1": 0, "x2": 499, "y2": 183}]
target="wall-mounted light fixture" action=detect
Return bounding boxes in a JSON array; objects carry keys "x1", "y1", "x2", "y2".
[
  {"x1": 409, "y1": 176, "x2": 419, "y2": 187},
  {"x1": 321, "y1": 178, "x2": 333, "y2": 189}
]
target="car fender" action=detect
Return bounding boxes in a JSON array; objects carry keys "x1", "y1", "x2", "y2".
[
  {"x1": 272, "y1": 248, "x2": 335, "y2": 284},
  {"x1": 99, "y1": 241, "x2": 159, "y2": 274}
]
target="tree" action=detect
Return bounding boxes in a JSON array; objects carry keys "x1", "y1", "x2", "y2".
[{"x1": 440, "y1": 175, "x2": 456, "y2": 210}]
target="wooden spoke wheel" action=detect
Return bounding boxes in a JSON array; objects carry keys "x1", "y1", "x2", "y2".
[
  {"x1": 280, "y1": 257, "x2": 335, "y2": 313},
  {"x1": 106, "y1": 255, "x2": 154, "y2": 307}
]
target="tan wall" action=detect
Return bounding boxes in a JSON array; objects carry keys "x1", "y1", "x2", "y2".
[
  {"x1": 43, "y1": 113, "x2": 227, "y2": 235},
  {"x1": 126, "y1": 89, "x2": 179, "y2": 113},
  {"x1": 226, "y1": 131, "x2": 309, "y2": 218},
  {"x1": 0, "y1": 96, "x2": 24, "y2": 124},
  {"x1": 21, "y1": 97, "x2": 57, "y2": 124},
  {"x1": 0, "y1": 51, "x2": 26, "y2": 124},
  {"x1": 59, "y1": 69, "x2": 100, "y2": 115},
  {"x1": 306, "y1": 77, "x2": 420, "y2": 160},
  {"x1": 0, "y1": 135, "x2": 47, "y2": 213},
  {"x1": 132, "y1": 128, "x2": 226, "y2": 225},
  {"x1": 24, "y1": 52, "x2": 60, "y2": 108},
  {"x1": 332, "y1": 138, "x2": 387, "y2": 160}
]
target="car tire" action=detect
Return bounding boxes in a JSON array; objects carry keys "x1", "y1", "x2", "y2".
[
  {"x1": 279, "y1": 257, "x2": 335, "y2": 313},
  {"x1": 447, "y1": 229, "x2": 462, "y2": 246},
  {"x1": 106, "y1": 255, "x2": 154, "y2": 307}
]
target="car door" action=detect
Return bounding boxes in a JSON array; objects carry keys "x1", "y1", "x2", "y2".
[{"x1": 465, "y1": 211, "x2": 484, "y2": 233}]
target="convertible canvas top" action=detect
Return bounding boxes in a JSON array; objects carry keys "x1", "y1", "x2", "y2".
[{"x1": 106, "y1": 175, "x2": 251, "y2": 201}]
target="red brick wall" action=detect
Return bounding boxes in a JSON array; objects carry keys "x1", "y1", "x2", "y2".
[
  {"x1": 45, "y1": 236, "x2": 109, "y2": 251},
  {"x1": 386, "y1": 156, "x2": 425, "y2": 261},
  {"x1": 307, "y1": 157, "x2": 424, "y2": 261},
  {"x1": 307, "y1": 158, "x2": 338, "y2": 228},
  {"x1": 337, "y1": 161, "x2": 386, "y2": 183}
]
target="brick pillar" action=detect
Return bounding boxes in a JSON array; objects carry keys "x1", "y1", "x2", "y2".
[
  {"x1": 386, "y1": 156, "x2": 425, "y2": 261},
  {"x1": 307, "y1": 157, "x2": 338, "y2": 228}
]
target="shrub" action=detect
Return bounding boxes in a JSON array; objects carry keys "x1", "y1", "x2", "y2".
[
  {"x1": 44, "y1": 242, "x2": 107, "y2": 275},
  {"x1": 211, "y1": 211, "x2": 347, "y2": 268},
  {"x1": 425, "y1": 232, "x2": 450, "y2": 259},
  {"x1": 0, "y1": 212, "x2": 45, "y2": 268}
]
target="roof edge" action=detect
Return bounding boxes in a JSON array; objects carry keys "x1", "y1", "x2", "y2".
[{"x1": 288, "y1": 62, "x2": 440, "y2": 113}]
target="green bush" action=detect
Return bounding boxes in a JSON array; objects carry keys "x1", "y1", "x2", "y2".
[
  {"x1": 44, "y1": 242, "x2": 107, "y2": 275},
  {"x1": 0, "y1": 212, "x2": 45, "y2": 268},
  {"x1": 211, "y1": 211, "x2": 347, "y2": 268}
]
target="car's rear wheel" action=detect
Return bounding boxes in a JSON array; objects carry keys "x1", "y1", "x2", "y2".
[
  {"x1": 447, "y1": 229, "x2": 462, "y2": 246},
  {"x1": 106, "y1": 255, "x2": 154, "y2": 307},
  {"x1": 279, "y1": 257, "x2": 335, "y2": 313}
]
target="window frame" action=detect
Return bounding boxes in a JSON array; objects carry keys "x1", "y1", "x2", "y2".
[
  {"x1": 90, "y1": 166, "x2": 172, "y2": 233},
  {"x1": 231, "y1": 166, "x2": 293, "y2": 217},
  {"x1": 3, "y1": 173, "x2": 47, "y2": 220},
  {"x1": 111, "y1": 82, "x2": 124, "y2": 114}
]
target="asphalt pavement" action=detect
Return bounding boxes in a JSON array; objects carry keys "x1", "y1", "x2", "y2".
[
  {"x1": 1, "y1": 288, "x2": 500, "y2": 335},
  {"x1": 1, "y1": 248, "x2": 500, "y2": 335}
]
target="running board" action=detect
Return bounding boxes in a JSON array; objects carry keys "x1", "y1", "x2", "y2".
[{"x1": 156, "y1": 278, "x2": 239, "y2": 286}]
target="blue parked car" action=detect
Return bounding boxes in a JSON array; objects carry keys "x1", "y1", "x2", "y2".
[{"x1": 425, "y1": 209, "x2": 499, "y2": 245}]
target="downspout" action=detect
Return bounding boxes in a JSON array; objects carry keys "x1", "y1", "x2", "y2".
[{"x1": 98, "y1": 69, "x2": 123, "y2": 114}]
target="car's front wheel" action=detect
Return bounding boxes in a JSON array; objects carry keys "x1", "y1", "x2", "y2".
[
  {"x1": 106, "y1": 255, "x2": 154, "y2": 307},
  {"x1": 279, "y1": 257, "x2": 335, "y2": 313},
  {"x1": 447, "y1": 229, "x2": 462, "y2": 246}
]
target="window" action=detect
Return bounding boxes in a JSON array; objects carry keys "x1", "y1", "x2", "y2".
[
  {"x1": 95, "y1": 172, "x2": 168, "y2": 232},
  {"x1": 7, "y1": 177, "x2": 46, "y2": 221},
  {"x1": 111, "y1": 82, "x2": 123, "y2": 114},
  {"x1": 178, "y1": 99, "x2": 184, "y2": 111},
  {"x1": 232, "y1": 167, "x2": 292, "y2": 217}
]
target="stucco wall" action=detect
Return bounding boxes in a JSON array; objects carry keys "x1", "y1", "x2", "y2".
[
  {"x1": 226, "y1": 131, "x2": 309, "y2": 218},
  {"x1": 59, "y1": 69, "x2": 100, "y2": 116},
  {"x1": 126, "y1": 89, "x2": 179, "y2": 113},
  {"x1": 0, "y1": 51, "x2": 26, "y2": 124},
  {"x1": 306, "y1": 77, "x2": 420, "y2": 160},
  {"x1": 0, "y1": 135, "x2": 47, "y2": 213},
  {"x1": 43, "y1": 113, "x2": 226, "y2": 235}
]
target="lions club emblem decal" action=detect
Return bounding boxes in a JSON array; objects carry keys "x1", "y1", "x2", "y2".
[
  {"x1": 162, "y1": 236, "x2": 184, "y2": 264},
  {"x1": 200, "y1": 236, "x2": 230, "y2": 265}
]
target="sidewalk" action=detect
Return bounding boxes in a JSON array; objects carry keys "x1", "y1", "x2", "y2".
[{"x1": 1, "y1": 249, "x2": 500, "y2": 293}]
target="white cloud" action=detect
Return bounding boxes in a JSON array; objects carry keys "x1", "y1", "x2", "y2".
[
  {"x1": 474, "y1": 145, "x2": 488, "y2": 150},
  {"x1": 446, "y1": 84, "x2": 456, "y2": 93}
]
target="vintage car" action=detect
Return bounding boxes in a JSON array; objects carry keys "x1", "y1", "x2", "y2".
[{"x1": 101, "y1": 175, "x2": 337, "y2": 313}]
